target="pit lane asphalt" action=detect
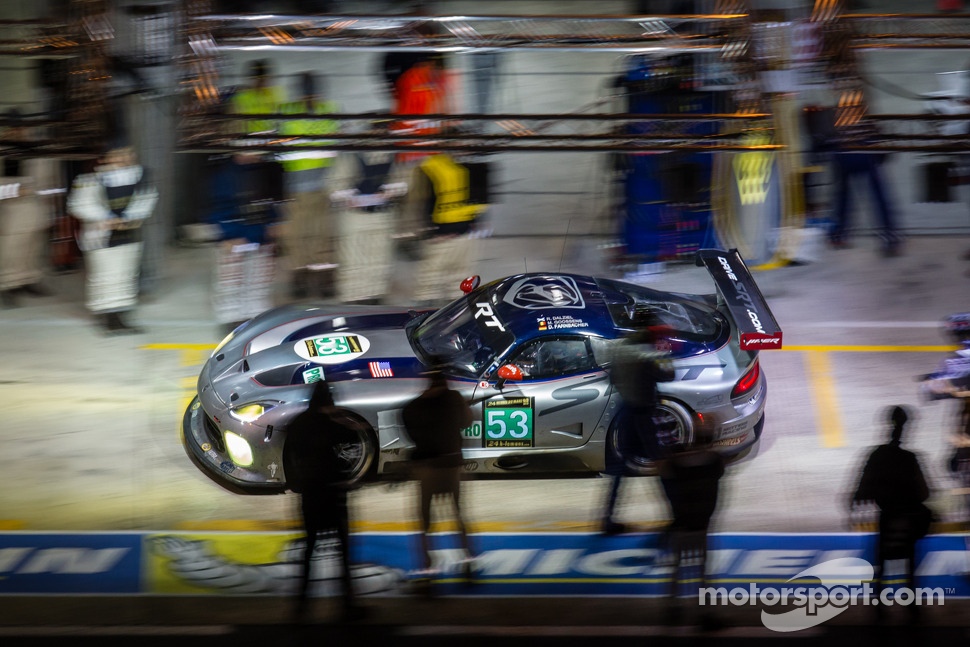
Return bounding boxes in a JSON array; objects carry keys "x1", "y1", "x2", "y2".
[
  {"x1": 1, "y1": 235, "x2": 969, "y2": 534},
  {"x1": 0, "y1": 596, "x2": 968, "y2": 647},
  {"x1": 0, "y1": 596, "x2": 970, "y2": 647}
]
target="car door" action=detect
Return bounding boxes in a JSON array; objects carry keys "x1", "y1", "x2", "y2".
[{"x1": 469, "y1": 336, "x2": 612, "y2": 451}]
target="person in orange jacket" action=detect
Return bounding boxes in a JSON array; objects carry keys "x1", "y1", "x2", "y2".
[{"x1": 392, "y1": 55, "x2": 449, "y2": 164}]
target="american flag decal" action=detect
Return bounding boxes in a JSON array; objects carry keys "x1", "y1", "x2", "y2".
[{"x1": 368, "y1": 361, "x2": 394, "y2": 378}]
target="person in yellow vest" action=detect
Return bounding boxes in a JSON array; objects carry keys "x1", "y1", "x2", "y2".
[
  {"x1": 278, "y1": 71, "x2": 340, "y2": 299},
  {"x1": 403, "y1": 151, "x2": 489, "y2": 306},
  {"x1": 229, "y1": 59, "x2": 284, "y2": 140}
]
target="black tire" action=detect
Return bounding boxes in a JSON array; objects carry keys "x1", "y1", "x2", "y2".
[
  {"x1": 331, "y1": 409, "x2": 379, "y2": 486},
  {"x1": 606, "y1": 399, "x2": 695, "y2": 477}
]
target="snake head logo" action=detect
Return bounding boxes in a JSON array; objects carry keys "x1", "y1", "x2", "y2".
[{"x1": 503, "y1": 276, "x2": 585, "y2": 310}]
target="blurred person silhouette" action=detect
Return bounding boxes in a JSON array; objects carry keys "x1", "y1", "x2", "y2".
[
  {"x1": 0, "y1": 109, "x2": 59, "y2": 308},
  {"x1": 851, "y1": 405, "x2": 933, "y2": 624},
  {"x1": 402, "y1": 357, "x2": 476, "y2": 589},
  {"x1": 657, "y1": 421, "x2": 725, "y2": 628},
  {"x1": 947, "y1": 386, "x2": 970, "y2": 531},
  {"x1": 392, "y1": 53, "x2": 450, "y2": 165},
  {"x1": 229, "y1": 59, "x2": 284, "y2": 138},
  {"x1": 281, "y1": 379, "x2": 367, "y2": 624},
  {"x1": 401, "y1": 149, "x2": 488, "y2": 306},
  {"x1": 207, "y1": 151, "x2": 284, "y2": 335},
  {"x1": 822, "y1": 102, "x2": 902, "y2": 256},
  {"x1": 278, "y1": 71, "x2": 340, "y2": 299},
  {"x1": 946, "y1": 326, "x2": 970, "y2": 525},
  {"x1": 329, "y1": 119, "x2": 405, "y2": 305},
  {"x1": 921, "y1": 315, "x2": 970, "y2": 528},
  {"x1": 381, "y1": 48, "x2": 428, "y2": 102},
  {"x1": 68, "y1": 116, "x2": 157, "y2": 335},
  {"x1": 600, "y1": 312, "x2": 675, "y2": 534}
]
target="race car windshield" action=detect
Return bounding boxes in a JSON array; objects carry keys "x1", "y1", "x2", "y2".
[
  {"x1": 411, "y1": 289, "x2": 514, "y2": 378},
  {"x1": 595, "y1": 278, "x2": 726, "y2": 342}
]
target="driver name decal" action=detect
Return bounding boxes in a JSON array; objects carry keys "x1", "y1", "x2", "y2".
[
  {"x1": 484, "y1": 397, "x2": 534, "y2": 448},
  {"x1": 536, "y1": 314, "x2": 588, "y2": 331},
  {"x1": 294, "y1": 334, "x2": 371, "y2": 365}
]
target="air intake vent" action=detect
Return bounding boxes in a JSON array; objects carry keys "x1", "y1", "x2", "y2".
[
  {"x1": 203, "y1": 415, "x2": 225, "y2": 452},
  {"x1": 255, "y1": 365, "x2": 301, "y2": 386}
]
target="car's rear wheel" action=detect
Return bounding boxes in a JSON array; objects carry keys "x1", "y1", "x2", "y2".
[{"x1": 606, "y1": 399, "x2": 695, "y2": 476}]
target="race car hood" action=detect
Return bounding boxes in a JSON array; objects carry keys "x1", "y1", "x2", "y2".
[
  {"x1": 203, "y1": 306, "x2": 431, "y2": 398},
  {"x1": 695, "y1": 249, "x2": 783, "y2": 351}
]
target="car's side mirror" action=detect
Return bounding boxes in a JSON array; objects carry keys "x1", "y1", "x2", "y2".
[{"x1": 494, "y1": 363, "x2": 523, "y2": 390}]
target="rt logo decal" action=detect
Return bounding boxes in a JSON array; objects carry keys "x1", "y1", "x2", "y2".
[{"x1": 474, "y1": 302, "x2": 506, "y2": 332}]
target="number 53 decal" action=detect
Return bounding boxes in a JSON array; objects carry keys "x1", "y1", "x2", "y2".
[{"x1": 483, "y1": 397, "x2": 534, "y2": 448}]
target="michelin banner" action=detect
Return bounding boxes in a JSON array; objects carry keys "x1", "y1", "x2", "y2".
[
  {"x1": 1, "y1": 532, "x2": 968, "y2": 596},
  {"x1": 145, "y1": 532, "x2": 970, "y2": 598},
  {"x1": 0, "y1": 533, "x2": 141, "y2": 594}
]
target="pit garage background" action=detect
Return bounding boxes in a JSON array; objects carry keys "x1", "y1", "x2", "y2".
[{"x1": 1, "y1": 0, "x2": 969, "y2": 604}]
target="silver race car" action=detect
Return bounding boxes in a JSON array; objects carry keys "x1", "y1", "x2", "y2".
[{"x1": 181, "y1": 249, "x2": 783, "y2": 493}]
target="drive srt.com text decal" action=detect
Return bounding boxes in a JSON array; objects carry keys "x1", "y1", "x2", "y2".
[{"x1": 718, "y1": 255, "x2": 767, "y2": 335}]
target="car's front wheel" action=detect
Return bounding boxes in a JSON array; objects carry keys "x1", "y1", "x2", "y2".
[
  {"x1": 606, "y1": 399, "x2": 695, "y2": 476},
  {"x1": 331, "y1": 410, "x2": 378, "y2": 486}
]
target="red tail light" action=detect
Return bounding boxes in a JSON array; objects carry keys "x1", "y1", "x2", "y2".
[{"x1": 731, "y1": 359, "x2": 761, "y2": 399}]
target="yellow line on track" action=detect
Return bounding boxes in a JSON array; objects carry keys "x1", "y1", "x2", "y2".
[
  {"x1": 804, "y1": 351, "x2": 845, "y2": 448},
  {"x1": 141, "y1": 343, "x2": 216, "y2": 351},
  {"x1": 783, "y1": 345, "x2": 958, "y2": 353}
]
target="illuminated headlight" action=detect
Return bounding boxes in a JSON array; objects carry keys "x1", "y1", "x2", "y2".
[
  {"x1": 224, "y1": 431, "x2": 254, "y2": 466},
  {"x1": 229, "y1": 402, "x2": 278, "y2": 423}
]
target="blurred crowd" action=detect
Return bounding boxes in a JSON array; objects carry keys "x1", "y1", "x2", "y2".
[
  {"x1": 206, "y1": 54, "x2": 492, "y2": 336},
  {"x1": 0, "y1": 47, "x2": 493, "y2": 337}
]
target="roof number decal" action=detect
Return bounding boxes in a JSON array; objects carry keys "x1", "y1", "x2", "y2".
[{"x1": 294, "y1": 334, "x2": 371, "y2": 365}]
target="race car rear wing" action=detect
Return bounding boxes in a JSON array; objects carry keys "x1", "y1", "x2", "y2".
[{"x1": 695, "y1": 248, "x2": 783, "y2": 351}]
